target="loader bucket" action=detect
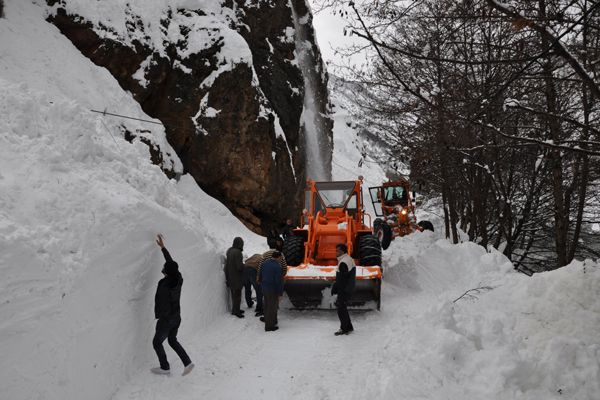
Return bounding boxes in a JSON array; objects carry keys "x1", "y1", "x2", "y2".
[{"x1": 284, "y1": 264, "x2": 382, "y2": 310}]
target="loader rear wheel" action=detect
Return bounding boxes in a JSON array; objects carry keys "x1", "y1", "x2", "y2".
[
  {"x1": 283, "y1": 235, "x2": 304, "y2": 267},
  {"x1": 358, "y1": 234, "x2": 382, "y2": 266},
  {"x1": 376, "y1": 222, "x2": 392, "y2": 250},
  {"x1": 418, "y1": 220, "x2": 434, "y2": 232}
]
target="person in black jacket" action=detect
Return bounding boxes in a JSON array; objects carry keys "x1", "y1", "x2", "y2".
[
  {"x1": 281, "y1": 218, "x2": 295, "y2": 239},
  {"x1": 331, "y1": 244, "x2": 356, "y2": 336},
  {"x1": 224, "y1": 237, "x2": 245, "y2": 318},
  {"x1": 151, "y1": 234, "x2": 194, "y2": 376},
  {"x1": 266, "y1": 228, "x2": 283, "y2": 251}
]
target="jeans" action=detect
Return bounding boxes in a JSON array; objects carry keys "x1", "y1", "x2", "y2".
[
  {"x1": 152, "y1": 316, "x2": 192, "y2": 370},
  {"x1": 230, "y1": 288, "x2": 242, "y2": 315},
  {"x1": 263, "y1": 292, "x2": 279, "y2": 330},
  {"x1": 336, "y1": 294, "x2": 353, "y2": 332},
  {"x1": 244, "y1": 268, "x2": 263, "y2": 312}
]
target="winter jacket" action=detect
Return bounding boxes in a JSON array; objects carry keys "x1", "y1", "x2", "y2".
[
  {"x1": 155, "y1": 248, "x2": 183, "y2": 320},
  {"x1": 332, "y1": 253, "x2": 356, "y2": 297},
  {"x1": 225, "y1": 237, "x2": 245, "y2": 290},
  {"x1": 259, "y1": 259, "x2": 284, "y2": 295},
  {"x1": 257, "y1": 249, "x2": 288, "y2": 279},
  {"x1": 244, "y1": 254, "x2": 263, "y2": 270}
]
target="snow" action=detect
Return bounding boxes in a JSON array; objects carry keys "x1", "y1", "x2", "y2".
[
  {"x1": 503, "y1": 97, "x2": 520, "y2": 111},
  {"x1": 1, "y1": 1, "x2": 599, "y2": 400}
]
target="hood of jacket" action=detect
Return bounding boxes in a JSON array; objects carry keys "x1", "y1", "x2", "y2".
[{"x1": 233, "y1": 237, "x2": 244, "y2": 251}]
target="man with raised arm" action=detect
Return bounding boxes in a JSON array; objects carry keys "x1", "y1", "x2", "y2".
[{"x1": 151, "y1": 234, "x2": 194, "y2": 376}]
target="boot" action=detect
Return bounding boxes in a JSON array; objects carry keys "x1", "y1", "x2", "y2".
[
  {"x1": 182, "y1": 363, "x2": 195, "y2": 376},
  {"x1": 151, "y1": 367, "x2": 171, "y2": 375}
]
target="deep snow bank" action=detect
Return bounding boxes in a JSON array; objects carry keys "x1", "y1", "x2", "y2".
[
  {"x1": 0, "y1": 2, "x2": 263, "y2": 399},
  {"x1": 379, "y1": 231, "x2": 600, "y2": 400}
]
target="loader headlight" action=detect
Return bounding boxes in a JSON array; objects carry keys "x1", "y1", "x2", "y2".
[{"x1": 401, "y1": 209, "x2": 408, "y2": 215}]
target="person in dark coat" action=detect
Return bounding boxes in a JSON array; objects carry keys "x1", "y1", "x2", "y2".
[
  {"x1": 266, "y1": 228, "x2": 283, "y2": 251},
  {"x1": 258, "y1": 251, "x2": 284, "y2": 332},
  {"x1": 331, "y1": 243, "x2": 356, "y2": 336},
  {"x1": 243, "y1": 253, "x2": 263, "y2": 316},
  {"x1": 151, "y1": 234, "x2": 194, "y2": 376},
  {"x1": 225, "y1": 237, "x2": 245, "y2": 318},
  {"x1": 281, "y1": 218, "x2": 294, "y2": 239}
]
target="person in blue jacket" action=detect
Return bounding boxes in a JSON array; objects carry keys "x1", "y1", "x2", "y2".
[
  {"x1": 258, "y1": 251, "x2": 285, "y2": 332},
  {"x1": 151, "y1": 234, "x2": 194, "y2": 376}
]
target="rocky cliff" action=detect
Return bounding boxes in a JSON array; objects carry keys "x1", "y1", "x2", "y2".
[{"x1": 45, "y1": 0, "x2": 332, "y2": 233}]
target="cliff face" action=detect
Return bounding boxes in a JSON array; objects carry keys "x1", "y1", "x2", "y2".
[{"x1": 45, "y1": 0, "x2": 332, "y2": 233}]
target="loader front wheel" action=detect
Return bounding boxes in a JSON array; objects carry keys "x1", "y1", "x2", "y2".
[
  {"x1": 359, "y1": 234, "x2": 382, "y2": 266},
  {"x1": 376, "y1": 222, "x2": 392, "y2": 250},
  {"x1": 283, "y1": 235, "x2": 304, "y2": 267}
]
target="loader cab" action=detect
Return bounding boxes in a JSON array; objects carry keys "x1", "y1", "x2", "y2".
[
  {"x1": 383, "y1": 185, "x2": 408, "y2": 207},
  {"x1": 303, "y1": 180, "x2": 362, "y2": 220}
]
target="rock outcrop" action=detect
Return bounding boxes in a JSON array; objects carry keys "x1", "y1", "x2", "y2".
[{"x1": 45, "y1": 0, "x2": 332, "y2": 233}]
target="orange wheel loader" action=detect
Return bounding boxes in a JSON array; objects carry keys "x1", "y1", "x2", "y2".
[
  {"x1": 282, "y1": 178, "x2": 383, "y2": 310},
  {"x1": 368, "y1": 178, "x2": 434, "y2": 250}
]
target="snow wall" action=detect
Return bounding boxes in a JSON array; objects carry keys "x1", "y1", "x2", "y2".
[{"x1": 0, "y1": 2, "x2": 264, "y2": 399}]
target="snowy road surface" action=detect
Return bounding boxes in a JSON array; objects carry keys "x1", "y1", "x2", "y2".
[
  {"x1": 112, "y1": 233, "x2": 435, "y2": 400},
  {"x1": 112, "y1": 231, "x2": 600, "y2": 400},
  {"x1": 113, "y1": 308, "x2": 394, "y2": 400}
]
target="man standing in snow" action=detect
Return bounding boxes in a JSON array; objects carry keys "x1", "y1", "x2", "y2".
[
  {"x1": 258, "y1": 251, "x2": 285, "y2": 331},
  {"x1": 151, "y1": 234, "x2": 194, "y2": 376},
  {"x1": 266, "y1": 228, "x2": 283, "y2": 251},
  {"x1": 255, "y1": 247, "x2": 288, "y2": 318},
  {"x1": 281, "y1": 218, "x2": 295, "y2": 239},
  {"x1": 244, "y1": 253, "x2": 263, "y2": 315},
  {"x1": 332, "y1": 244, "x2": 356, "y2": 335},
  {"x1": 225, "y1": 237, "x2": 245, "y2": 318}
]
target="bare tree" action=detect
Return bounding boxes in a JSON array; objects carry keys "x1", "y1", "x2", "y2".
[{"x1": 317, "y1": 0, "x2": 600, "y2": 271}]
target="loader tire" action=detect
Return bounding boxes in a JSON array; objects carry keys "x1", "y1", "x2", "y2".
[
  {"x1": 283, "y1": 235, "x2": 304, "y2": 267},
  {"x1": 376, "y1": 222, "x2": 392, "y2": 250},
  {"x1": 418, "y1": 220, "x2": 434, "y2": 232},
  {"x1": 359, "y1": 234, "x2": 382, "y2": 266}
]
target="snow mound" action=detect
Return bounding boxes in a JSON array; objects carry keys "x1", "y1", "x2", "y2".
[{"x1": 379, "y1": 229, "x2": 600, "y2": 400}]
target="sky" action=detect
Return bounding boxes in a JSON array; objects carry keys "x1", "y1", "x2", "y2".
[{"x1": 309, "y1": 2, "x2": 369, "y2": 71}]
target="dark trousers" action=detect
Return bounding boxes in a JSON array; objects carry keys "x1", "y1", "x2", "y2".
[
  {"x1": 230, "y1": 288, "x2": 242, "y2": 314},
  {"x1": 153, "y1": 316, "x2": 191, "y2": 370},
  {"x1": 336, "y1": 295, "x2": 354, "y2": 332},
  {"x1": 244, "y1": 268, "x2": 263, "y2": 312},
  {"x1": 263, "y1": 292, "x2": 279, "y2": 330}
]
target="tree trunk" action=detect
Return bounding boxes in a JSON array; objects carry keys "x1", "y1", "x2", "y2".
[
  {"x1": 568, "y1": 3, "x2": 592, "y2": 263},
  {"x1": 539, "y1": 0, "x2": 568, "y2": 269}
]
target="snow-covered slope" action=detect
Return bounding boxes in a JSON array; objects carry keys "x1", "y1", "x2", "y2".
[{"x1": 0, "y1": 2, "x2": 264, "y2": 400}]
